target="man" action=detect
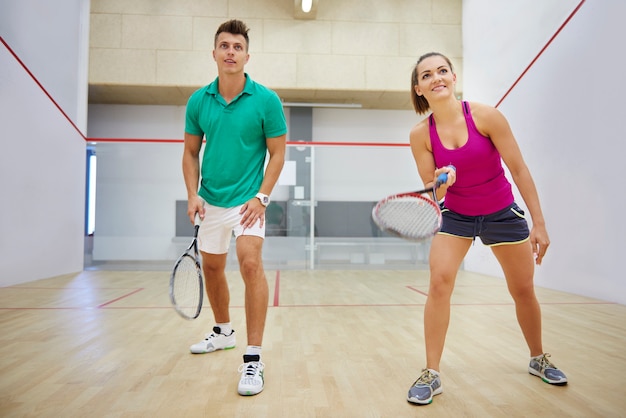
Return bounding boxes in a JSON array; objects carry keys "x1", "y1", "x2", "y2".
[{"x1": 182, "y1": 19, "x2": 287, "y2": 396}]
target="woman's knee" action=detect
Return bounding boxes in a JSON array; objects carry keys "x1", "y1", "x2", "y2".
[
  {"x1": 428, "y1": 273, "x2": 456, "y2": 299},
  {"x1": 508, "y1": 280, "x2": 536, "y2": 302}
]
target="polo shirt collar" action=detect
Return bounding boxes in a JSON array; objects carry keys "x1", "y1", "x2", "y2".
[{"x1": 207, "y1": 73, "x2": 254, "y2": 103}]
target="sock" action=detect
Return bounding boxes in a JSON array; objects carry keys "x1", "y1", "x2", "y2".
[
  {"x1": 427, "y1": 368, "x2": 439, "y2": 376},
  {"x1": 215, "y1": 323, "x2": 232, "y2": 335},
  {"x1": 245, "y1": 345, "x2": 262, "y2": 357}
]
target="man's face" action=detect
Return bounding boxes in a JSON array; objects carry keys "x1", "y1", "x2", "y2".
[{"x1": 213, "y1": 32, "x2": 249, "y2": 74}]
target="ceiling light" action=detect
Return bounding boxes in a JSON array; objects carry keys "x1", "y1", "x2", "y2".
[{"x1": 294, "y1": 0, "x2": 318, "y2": 19}]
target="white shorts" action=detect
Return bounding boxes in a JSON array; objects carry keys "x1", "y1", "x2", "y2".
[{"x1": 197, "y1": 202, "x2": 265, "y2": 254}]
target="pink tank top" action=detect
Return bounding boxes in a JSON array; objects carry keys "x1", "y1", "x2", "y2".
[{"x1": 429, "y1": 101, "x2": 513, "y2": 216}]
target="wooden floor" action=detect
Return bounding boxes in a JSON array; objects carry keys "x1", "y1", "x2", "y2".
[{"x1": 1, "y1": 268, "x2": 625, "y2": 418}]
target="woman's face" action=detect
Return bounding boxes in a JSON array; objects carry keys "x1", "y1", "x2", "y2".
[{"x1": 414, "y1": 55, "x2": 456, "y2": 100}]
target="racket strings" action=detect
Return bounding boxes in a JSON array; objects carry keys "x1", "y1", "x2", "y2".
[
  {"x1": 171, "y1": 255, "x2": 202, "y2": 318},
  {"x1": 375, "y1": 196, "x2": 441, "y2": 239}
]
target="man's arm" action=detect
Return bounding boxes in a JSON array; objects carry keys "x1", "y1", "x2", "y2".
[
  {"x1": 239, "y1": 133, "x2": 286, "y2": 229},
  {"x1": 182, "y1": 132, "x2": 204, "y2": 222}
]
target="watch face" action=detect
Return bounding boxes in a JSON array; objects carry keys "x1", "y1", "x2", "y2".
[{"x1": 257, "y1": 194, "x2": 269, "y2": 206}]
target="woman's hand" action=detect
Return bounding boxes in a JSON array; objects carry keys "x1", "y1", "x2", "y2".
[
  {"x1": 434, "y1": 164, "x2": 456, "y2": 188},
  {"x1": 530, "y1": 223, "x2": 550, "y2": 265}
]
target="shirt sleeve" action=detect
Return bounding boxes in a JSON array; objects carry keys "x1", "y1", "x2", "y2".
[
  {"x1": 263, "y1": 92, "x2": 288, "y2": 139},
  {"x1": 184, "y1": 92, "x2": 203, "y2": 136}
]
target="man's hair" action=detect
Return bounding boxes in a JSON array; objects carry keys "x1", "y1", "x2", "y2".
[{"x1": 214, "y1": 19, "x2": 250, "y2": 50}]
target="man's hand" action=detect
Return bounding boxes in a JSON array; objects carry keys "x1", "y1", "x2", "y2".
[{"x1": 239, "y1": 198, "x2": 266, "y2": 228}]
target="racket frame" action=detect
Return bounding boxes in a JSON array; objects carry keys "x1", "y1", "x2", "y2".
[
  {"x1": 371, "y1": 171, "x2": 451, "y2": 241},
  {"x1": 372, "y1": 192, "x2": 443, "y2": 241},
  {"x1": 169, "y1": 214, "x2": 204, "y2": 320}
]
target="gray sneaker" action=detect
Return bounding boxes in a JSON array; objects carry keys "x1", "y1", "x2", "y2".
[
  {"x1": 407, "y1": 368, "x2": 443, "y2": 405},
  {"x1": 190, "y1": 326, "x2": 236, "y2": 354},
  {"x1": 528, "y1": 353, "x2": 568, "y2": 385}
]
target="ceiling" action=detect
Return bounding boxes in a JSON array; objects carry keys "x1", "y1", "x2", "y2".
[{"x1": 88, "y1": 84, "x2": 415, "y2": 110}]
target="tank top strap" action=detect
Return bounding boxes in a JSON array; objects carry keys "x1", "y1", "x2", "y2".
[
  {"x1": 428, "y1": 113, "x2": 441, "y2": 152},
  {"x1": 461, "y1": 101, "x2": 480, "y2": 135},
  {"x1": 462, "y1": 100, "x2": 470, "y2": 116}
]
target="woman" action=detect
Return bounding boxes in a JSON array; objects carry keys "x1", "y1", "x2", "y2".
[{"x1": 406, "y1": 52, "x2": 567, "y2": 405}]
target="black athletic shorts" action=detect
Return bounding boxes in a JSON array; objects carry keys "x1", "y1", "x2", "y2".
[{"x1": 439, "y1": 202, "x2": 530, "y2": 246}]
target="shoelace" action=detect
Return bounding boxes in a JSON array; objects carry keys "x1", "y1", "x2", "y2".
[
  {"x1": 536, "y1": 353, "x2": 557, "y2": 371},
  {"x1": 414, "y1": 368, "x2": 437, "y2": 386},
  {"x1": 238, "y1": 361, "x2": 265, "y2": 377},
  {"x1": 205, "y1": 331, "x2": 230, "y2": 340}
]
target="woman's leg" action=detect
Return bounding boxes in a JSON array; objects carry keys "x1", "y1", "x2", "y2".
[
  {"x1": 424, "y1": 234, "x2": 472, "y2": 370},
  {"x1": 491, "y1": 241, "x2": 543, "y2": 356}
]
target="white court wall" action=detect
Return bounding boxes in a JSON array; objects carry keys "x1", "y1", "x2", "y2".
[
  {"x1": 463, "y1": 0, "x2": 626, "y2": 304},
  {"x1": 0, "y1": 0, "x2": 89, "y2": 286},
  {"x1": 0, "y1": 0, "x2": 90, "y2": 130}
]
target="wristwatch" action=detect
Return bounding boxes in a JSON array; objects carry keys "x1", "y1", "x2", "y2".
[{"x1": 255, "y1": 193, "x2": 270, "y2": 207}]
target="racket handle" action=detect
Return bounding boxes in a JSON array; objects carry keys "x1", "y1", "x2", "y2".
[
  {"x1": 435, "y1": 172, "x2": 447, "y2": 186},
  {"x1": 194, "y1": 213, "x2": 201, "y2": 226},
  {"x1": 435, "y1": 165, "x2": 456, "y2": 187}
]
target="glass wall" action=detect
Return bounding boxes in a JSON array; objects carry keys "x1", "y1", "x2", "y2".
[{"x1": 86, "y1": 142, "x2": 430, "y2": 270}]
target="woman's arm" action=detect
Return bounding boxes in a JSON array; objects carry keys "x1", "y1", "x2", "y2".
[
  {"x1": 473, "y1": 103, "x2": 550, "y2": 264},
  {"x1": 409, "y1": 121, "x2": 455, "y2": 201}
]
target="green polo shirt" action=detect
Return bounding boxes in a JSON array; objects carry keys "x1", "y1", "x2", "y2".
[{"x1": 185, "y1": 74, "x2": 287, "y2": 208}]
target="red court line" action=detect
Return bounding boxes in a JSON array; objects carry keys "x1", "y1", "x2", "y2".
[
  {"x1": 495, "y1": 0, "x2": 586, "y2": 108},
  {"x1": 0, "y1": 300, "x2": 613, "y2": 311},
  {"x1": 0, "y1": 286, "x2": 145, "y2": 290},
  {"x1": 286, "y1": 141, "x2": 409, "y2": 147},
  {"x1": 87, "y1": 137, "x2": 410, "y2": 147},
  {"x1": 96, "y1": 288, "x2": 144, "y2": 308},
  {"x1": 88, "y1": 138, "x2": 184, "y2": 143},
  {"x1": 0, "y1": 306, "x2": 166, "y2": 311},
  {"x1": 0, "y1": 36, "x2": 86, "y2": 140},
  {"x1": 273, "y1": 270, "x2": 281, "y2": 307},
  {"x1": 405, "y1": 285, "x2": 615, "y2": 306},
  {"x1": 271, "y1": 301, "x2": 615, "y2": 308},
  {"x1": 407, "y1": 285, "x2": 428, "y2": 296}
]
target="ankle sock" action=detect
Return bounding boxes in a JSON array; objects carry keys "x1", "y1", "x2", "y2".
[
  {"x1": 215, "y1": 323, "x2": 232, "y2": 335},
  {"x1": 245, "y1": 345, "x2": 262, "y2": 358}
]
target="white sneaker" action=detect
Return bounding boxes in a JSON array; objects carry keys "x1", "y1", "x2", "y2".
[
  {"x1": 237, "y1": 355, "x2": 265, "y2": 396},
  {"x1": 190, "y1": 326, "x2": 236, "y2": 354}
]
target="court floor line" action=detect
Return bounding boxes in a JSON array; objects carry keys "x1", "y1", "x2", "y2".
[
  {"x1": 273, "y1": 270, "x2": 280, "y2": 307},
  {"x1": 97, "y1": 287, "x2": 144, "y2": 308},
  {"x1": 0, "y1": 299, "x2": 615, "y2": 311},
  {"x1": 407, "y1": 285, "x2": 428, "y2": 296}
]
